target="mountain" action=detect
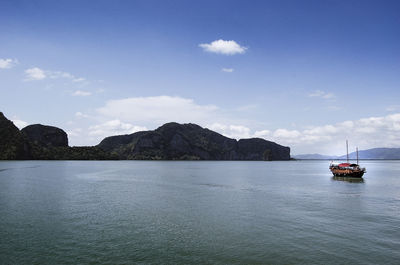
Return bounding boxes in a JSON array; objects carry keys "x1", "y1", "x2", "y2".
[
  {"x1": 22, "y1": 124, "x2": 68, "y2": 147},
  {"x1": 0, "y1": 112, "x2": 29, "y2": 159},
  {"x1": 338, "y1": 148, "x2": 400, "y2": 160},
  {"x1": 0, "y1": 112, "x2": 290, "y2": 160},
  {"x1": 21, "y1": 125, "x2": 115, "y2": 160},
  {"x1": 292, "y1": 154, "x2": 338, "y2": 160},
  {"x1": 0, "y1": 112, "x2": 115, "y2": 160},
  {"x1": 99, "y1": 122, "x2": 290, "y2": 160},
  {"x1": 294, "y1": 148, "x2": 400, "y2": 160}
]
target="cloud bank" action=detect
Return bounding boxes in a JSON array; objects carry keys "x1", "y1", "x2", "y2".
[
  {"x1": 66, "y1": 95, "x2": 400, "y2": 155},
  {"x1": 208, "y1": 113, "x2": 400, "y2": 155}
]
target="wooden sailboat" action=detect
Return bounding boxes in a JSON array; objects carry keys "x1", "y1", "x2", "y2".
[{"x1": 329, "y1": 141, "x2": 366, "y2": 178}]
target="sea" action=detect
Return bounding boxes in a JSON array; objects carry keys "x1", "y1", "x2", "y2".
[{"x1": 0, "y1": 160, "x2": 399, "y2": 264}]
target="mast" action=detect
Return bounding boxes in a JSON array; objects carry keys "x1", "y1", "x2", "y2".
[
  {"x1": 346, "y1": 140, "x2": 349, "y2": 163},
  {"x1": 357, "y1": 147, "x2": 359, "y2": 165}
]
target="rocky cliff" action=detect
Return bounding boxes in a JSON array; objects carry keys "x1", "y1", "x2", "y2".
[
  {"x1": 0, "y1": 112, "x2": 115, "y2": 160},
  {"x1": 98, "y1": 122, "x2": 290, "y2": 160},
  {"x1": 22, "y1": 124, "x2": 68, "y2": 147},
  {"x1": 0, "y1": 112, "x2": 29, "y2": 159}
]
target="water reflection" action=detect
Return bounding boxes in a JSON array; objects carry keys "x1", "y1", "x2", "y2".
[{"x1": 332, "y1": 176, "x2": 364, "y2": 183}]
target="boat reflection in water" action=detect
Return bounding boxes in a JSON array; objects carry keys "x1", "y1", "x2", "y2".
[{"x1": 332, "y1": 176, "x2": 364, "y2": 183}]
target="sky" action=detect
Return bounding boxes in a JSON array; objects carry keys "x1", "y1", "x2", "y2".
[{"x1": 0, "y1": 0, "x2": 399, "y2": 155}]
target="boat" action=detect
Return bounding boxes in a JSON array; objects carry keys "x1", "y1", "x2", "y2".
[{"x1": 329, "y1": 141, "x2": 366, "y2": 178}]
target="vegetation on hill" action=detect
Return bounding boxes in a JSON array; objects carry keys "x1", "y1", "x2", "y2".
[
  {"x1": 98, "y1": 122, "x2": 290, "y2": 160},
  {"x1": 1, "y1": 112, "x2": 290, "y2": 160},
  {"x1": 0, "y1": 112, "x2": 116, "y2": 160}
]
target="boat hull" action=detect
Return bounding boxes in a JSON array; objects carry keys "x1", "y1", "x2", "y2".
[{"x1": 330, "y1": 169, "x2": 365, "y2": 178}]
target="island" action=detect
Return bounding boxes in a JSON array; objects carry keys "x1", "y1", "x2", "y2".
[{"x1": 0, "y1": 112, "x2": 290, "y2": 160}]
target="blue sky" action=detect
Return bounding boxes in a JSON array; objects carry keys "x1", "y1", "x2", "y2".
[{"x1": 1, "y1": 0, "x2": 399, "y2": 155}]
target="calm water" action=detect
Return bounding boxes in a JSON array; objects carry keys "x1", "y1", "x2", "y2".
[{"x1": 0, "y1": 160, "x2": 399, "y2": 264}]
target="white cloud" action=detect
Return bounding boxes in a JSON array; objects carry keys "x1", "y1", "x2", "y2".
[
  {"x1": 308, "y1": 90, "x2": 335, "y2": 99},
  {"x1": 66, "y1": 128, "x2": 82, "y2": 137},
  {"x1": 48, "y1": 71, "x2": 74, "y2": 79},
  {"x1": 208, "y1": 123, "x2": 252, "y2": 139},
  {"x1": 97, "y1": 96, "x2": 218, "y2": 125},
  {"x1": 88, "y1": 120, "x2": 147, "y2": 140},
  {"x1": 386, "y1": 105, "x2": 400, "y2": 112},
  {"x1": 340, "y1": 120, "x2": 354, "y2": 128},
  {"x1": 303, "y1": 125, "x2": 338, "y2": 135},
  {"x1": 25, "y1": 67, "x2": 46, "y2": 80},
  {"x1": 75, "y1": 112, "x2": 90, "y2": 118},
  {"x1": 323, "y1": 93, "x2": 334, "y2": 99},
  {"x1": 72, "y1": 90, "x2": 92, "y2": 96},
  {"x1": 207, "y1": 123, "x2": 227, "y2": 132},
  {"x1": 24, "y1": 67, "x2": 85, "y2": 82},
  {"x1": 228, "y1": 125, "x2": 251, "y2": 139},
  {"x1": 199, "y1": 39, "x2": 247, "y2": 55},
  {"x1": 0, "y1": 58, "x2": 18, "y2": 69},
  {"x1": 222, "y1": 68, "x2": 234, "y2": 73},
  {"x1": 236, "y1": 104, "x2": 258, "y2": 111},
  {"x1": 12, "y1": 119, "x2": 28, "y2": 129},
  {"x1": 254, "y1": 130, "x2": 271, "y2": 138},
  {"x1": 72, "y1": 77, "x2": 85, "y2": 82},
  {"x1": 273, "y1": 129, "x2": 301, "y2": 139}
]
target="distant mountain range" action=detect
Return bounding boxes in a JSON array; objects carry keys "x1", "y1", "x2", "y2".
[
  {"x1": 294, "y1": 148, "x2": 400, "y2": 160},
  {"x1": 292, "y1": 154, "x2": 339, "y2": 160}
]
